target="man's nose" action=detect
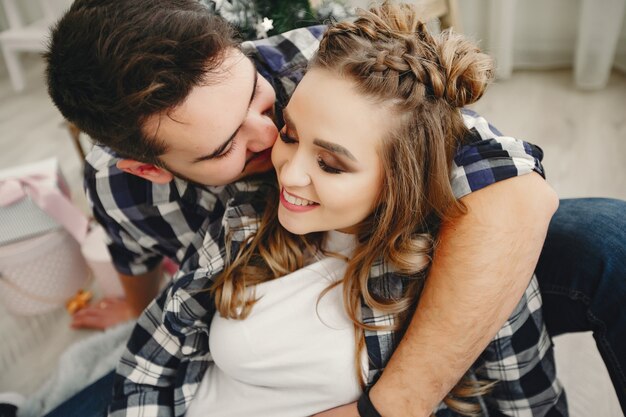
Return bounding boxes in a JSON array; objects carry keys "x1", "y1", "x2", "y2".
[{"x1": 245, "y1": 114, "x2": 277, "y2": 153}]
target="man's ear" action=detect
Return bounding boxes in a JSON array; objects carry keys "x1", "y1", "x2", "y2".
[{"x1": 116, "y1": 159, "x2": 174, "y2": 184}]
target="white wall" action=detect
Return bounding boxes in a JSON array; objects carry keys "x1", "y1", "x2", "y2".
[
  {"x1": 350, "y1": 0, "x2": 626, "y2": 73},
  {"x1": 463, "y1": 0, "x2": 626, "y2": 72}
]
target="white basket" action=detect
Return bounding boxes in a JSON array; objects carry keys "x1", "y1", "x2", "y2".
[{"x1": 0, "y1": 229, "x2": 89, "y2": 316}]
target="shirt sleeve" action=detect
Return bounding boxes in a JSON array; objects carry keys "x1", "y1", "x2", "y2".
[
  {"x1": 474, "y1": 276, "x2": 567, "y2": 416},
  {"x1": 84, "y1": 160, "x2": 166, "y2": 276},
  {"x1": 243, "y1": 25, "x2": 325, "y2": 123},
  {"x1": 108, "y1": 270, "x2": 216, "y2": 417},
  {"x1": 451, "y1": 111, "x2": 546, "y2": 200},
  {"x1": 108, "y1": 180, "x2": 270, "y2": 417}
]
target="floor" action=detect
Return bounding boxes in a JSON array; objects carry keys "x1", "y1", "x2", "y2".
[{"x1": 0, "y1": 55, "x2": 624, "y2": 415}]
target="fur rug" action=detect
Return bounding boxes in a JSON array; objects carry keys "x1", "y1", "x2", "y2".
[{"x1": 17, "y1": 321, "x2": 133, "y2": 417}]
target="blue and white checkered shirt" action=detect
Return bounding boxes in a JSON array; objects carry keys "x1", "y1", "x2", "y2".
[
  {"x1": 90, "y1": 26, "x2": 565, "y2": 417},
  {"x1": 109, "y1": 134, "x2": 565, "y2": 416}
]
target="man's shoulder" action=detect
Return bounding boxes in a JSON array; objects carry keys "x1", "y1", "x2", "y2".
[
  {"x1": 243, "y1": 25, "x2": 325, "y2": 71},
  {"x1": 246, "y1": 24, "x2": 326, "y2": 47},
  {"x1": 85, "y1": 144, "x2": 120, "y2": 173},
  {"x1": 451, "y1": 110, "x2": 545, "y2": 199},
  {"x1": 84, "y1": 146, "x2": 152, "y2": 192},
  {"x1": 84, "y1": 145, "x2": 168, "y2": 206},
  {"x1": 244, "y1": 25, "x2": 326, "y2": 118}
]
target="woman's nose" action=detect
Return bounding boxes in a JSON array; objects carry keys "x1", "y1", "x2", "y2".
[{"x1": 279, "y1": 156, "x2": 311, "y2": 188}]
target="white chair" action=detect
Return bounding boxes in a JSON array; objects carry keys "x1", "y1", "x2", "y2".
[{"x1": 0, "y1": 0, "x2": 70, "y2": 92}]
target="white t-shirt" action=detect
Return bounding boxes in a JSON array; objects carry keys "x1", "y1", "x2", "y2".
[{"x1": 186, "y1": 231, "x2": 367, "y2": 417}]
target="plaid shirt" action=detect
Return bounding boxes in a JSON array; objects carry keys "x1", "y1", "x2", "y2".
[
  {"x1": 110, "y1": 123, "x2": 566, "y2": 416},
  {"x1": 98, "y1": 26, "x2": 566, "y2": 417}
]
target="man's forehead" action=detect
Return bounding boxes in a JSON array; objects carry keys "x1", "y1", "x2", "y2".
[{"x1": 147, "y1": 50, "x2": 258, "y2": 154}]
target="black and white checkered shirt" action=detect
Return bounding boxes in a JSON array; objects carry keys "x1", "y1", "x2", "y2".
[
  {"x1": 92, "y1": 26, "x2": 565, "y2": 417},
  {"x1": 110, "y1": 159, "x2": 566, "y2": 417}
]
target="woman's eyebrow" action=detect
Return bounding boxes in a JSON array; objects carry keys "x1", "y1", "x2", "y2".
[
  {"x1": 283, "y1": 108, "x2": 357, "y2": 161},
  {"x1": 313, "y1": 138, "x2": 357, "y2": 161}
]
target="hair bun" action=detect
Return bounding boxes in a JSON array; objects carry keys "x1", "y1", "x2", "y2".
[{"x1": 435, "y1": 31, "x2": 494, "y2": 107}]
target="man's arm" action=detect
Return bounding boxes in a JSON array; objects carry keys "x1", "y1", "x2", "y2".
[
  {"x1": 71, "y1": 265, "x2": 164, "y2": 329},
  {"x1": 314, "y1": 172, "x2": 558, "y2": 417},
  {"x1": 119, "y1": 264, "x2": 165, "y2": 316},
  {"x1": 110, "y1": 278, "x2": 186, "y2": 417},
  {"x1": 369, "y1": 172, "x2": 558, "y2": 417}
]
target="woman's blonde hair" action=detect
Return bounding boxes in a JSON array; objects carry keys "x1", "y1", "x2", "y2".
[{"x1": 212, "y1": 2, "x2": 494, "y2": 415}]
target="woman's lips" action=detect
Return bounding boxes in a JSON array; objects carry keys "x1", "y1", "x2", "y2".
[{"x1": 279, "y1": 188, "x2": 319, "y2": 212}]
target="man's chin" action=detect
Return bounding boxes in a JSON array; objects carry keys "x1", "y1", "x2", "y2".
[
  {"x1": 160, "y1": 158, "x2": 273, "y2": 187},
  {"x1": 159, "y1": 166, "x2": 219, "y2": 188}
]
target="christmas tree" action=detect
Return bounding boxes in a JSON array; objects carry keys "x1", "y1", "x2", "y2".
[
  {"x1": 256, "y1": 0, "x2": 313, "y2": 35},
  {"x1": 201, "y1": 0, "x2": 352, "y2": 40}
]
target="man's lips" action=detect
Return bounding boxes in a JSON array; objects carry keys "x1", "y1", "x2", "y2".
[
  {"x1": 249, "y1": 148, "x2": 272, "y2": 163},
  {"x1": 243, "y1": 148, "x2": 272, "y2": 170}
]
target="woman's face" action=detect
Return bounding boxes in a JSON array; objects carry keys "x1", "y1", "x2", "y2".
[{"x1": 271, "y1": 68, "x2": 390, "y2": 235}]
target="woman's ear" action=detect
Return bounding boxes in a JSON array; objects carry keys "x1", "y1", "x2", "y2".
[{"x1": 116, "y1": 159, "x2": 174, "y2": 184}]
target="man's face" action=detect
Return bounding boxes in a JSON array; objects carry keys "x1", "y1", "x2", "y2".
[{"x1": 144, "y1": 49, "x2": 277, "y2": 186}]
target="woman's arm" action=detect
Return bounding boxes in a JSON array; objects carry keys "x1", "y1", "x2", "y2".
[{"x1": 314, "y1": 172, "x2": 558, "y2": 417}]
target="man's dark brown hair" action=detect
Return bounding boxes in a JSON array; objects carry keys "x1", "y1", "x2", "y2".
[{"x1": 45, "y1": 0, "x2": 238, "y2": 164}]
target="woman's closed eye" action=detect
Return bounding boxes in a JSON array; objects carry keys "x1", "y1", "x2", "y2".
[
  {"x1": 279, "y1": 128, "x2": 345, "y2": 174},
  {"x1": 317, "y1": 155, "x2": 344, "y2": 174}
]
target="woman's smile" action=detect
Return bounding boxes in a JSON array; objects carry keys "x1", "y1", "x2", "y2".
[{"x1": 280, "y1": 188, "x2": 319, "y2": 212}]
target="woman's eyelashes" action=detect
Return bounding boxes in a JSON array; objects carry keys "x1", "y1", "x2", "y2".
[
  {"x1": 317, "y1": 155, "x2": 343, "y2": 174},
  {"x1": 279, "y1": 128, "x2": 344, "y2": 174}
]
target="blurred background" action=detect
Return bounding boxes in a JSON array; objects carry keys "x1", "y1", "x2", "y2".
[{"x1": 0, "y1": 0, "x2": 624, "y2": 416}]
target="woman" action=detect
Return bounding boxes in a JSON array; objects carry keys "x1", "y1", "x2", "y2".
[{"x1": 111, "y1": 3, "x2": 566, "y2": 416}]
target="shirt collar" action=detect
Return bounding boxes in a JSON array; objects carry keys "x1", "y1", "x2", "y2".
[{"x1": 173, "y1": 177, "x2": 226, "y2": 215}]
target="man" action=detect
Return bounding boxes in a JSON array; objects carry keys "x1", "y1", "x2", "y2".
[{"x1": 45, "y1": 1, "x2": 625, "y2": 415}]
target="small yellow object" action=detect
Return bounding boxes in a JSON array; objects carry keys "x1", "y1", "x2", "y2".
[{"x1": 66, "y1": 289, "x2": 93, "y2": 314}]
